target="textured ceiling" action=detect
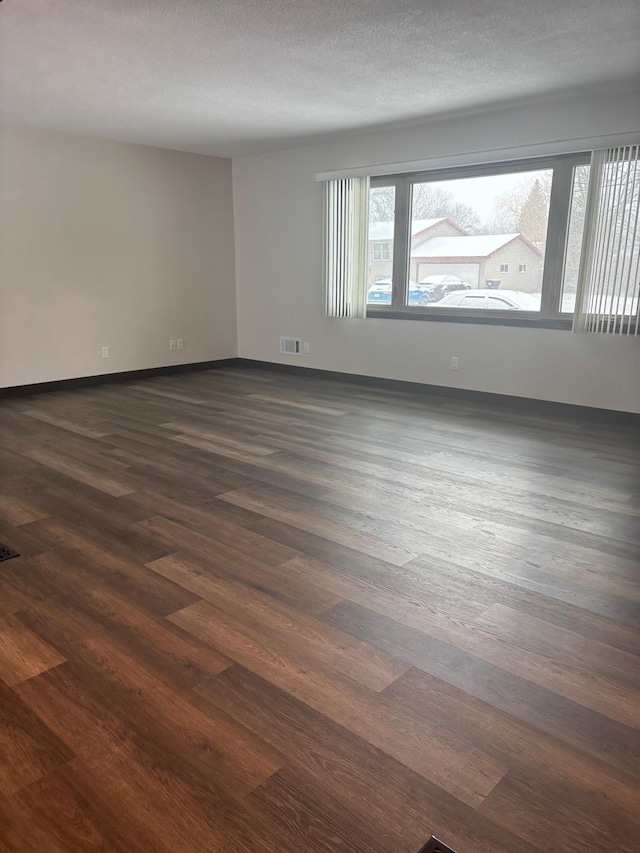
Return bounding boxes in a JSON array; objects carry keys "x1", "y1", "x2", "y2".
[{"x1": 1, "y1": 0, "x2": 639, "y2": 157}]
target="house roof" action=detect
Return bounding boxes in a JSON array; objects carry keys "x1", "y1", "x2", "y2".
[
  {"x1": 412, "y1": 233, "x2": 540, "y2": 259},
  {"x1": 369, "y1": 218, "x2": 448, "y2": 242}
]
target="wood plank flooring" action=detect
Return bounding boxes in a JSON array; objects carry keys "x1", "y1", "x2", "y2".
[{"x1": 0, "y1": 366, "x2": 639, "y2": 852}]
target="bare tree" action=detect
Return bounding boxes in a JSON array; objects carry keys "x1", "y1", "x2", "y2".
[
  {"x1": 369, "y1": 183, "x2": 481, "y2": 231},
  {"x1": 368, "y1": 187, "x2": 395, "y2": 222},
  {"x1": 411, "y1": 184, "x2": 480, "y2": 233}
]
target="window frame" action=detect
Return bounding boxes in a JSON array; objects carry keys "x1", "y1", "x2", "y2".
[{"x1": 367, "y1": 152, "x2": 590, "y2": 328}]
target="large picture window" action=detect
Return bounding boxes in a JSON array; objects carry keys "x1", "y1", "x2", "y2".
[
  {"x1": 366, "y1": 153, "x2": 590, "y2": 326},
  {"x1": 323, "y1": 146, "x2": 638, "y2": 331}
]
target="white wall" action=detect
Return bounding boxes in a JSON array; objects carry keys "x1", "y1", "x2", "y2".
[
  {"x1": 0, "y1": 125, "x2": 237, "y2": 388},
  {"x1": 233, "y1": 86, "x2": 640, "y2": 413}
]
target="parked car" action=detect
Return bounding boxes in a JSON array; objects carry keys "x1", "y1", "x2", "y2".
[
  {"x1": 418, "y1": 275, "x2": 471, "y2": 304},
  {"x1": 366, "y1": 280, "x2": 426, "y2": 306},
  {"x1": 366, "y1": 281, "x2": 392, "y2": 304},
  {"x1": 435, "y1": 290, "x2": 542, "y2": 310}
]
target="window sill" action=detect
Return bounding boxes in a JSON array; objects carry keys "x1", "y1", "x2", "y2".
[{"x1": 366, "y1": 308, "x2": 572, "y2": 329}]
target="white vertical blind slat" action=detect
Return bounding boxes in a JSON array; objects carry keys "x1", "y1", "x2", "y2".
[
  {"x1": 625, "y1": 151, "x2": 640, "y2": 334},
  {"x1": 323, "y1": 177, "x2": 370, "y2": 318},
  {"x1": 594, "y1": 148, "x2": 618, "y2": 332},
  {"x1": 624, "y1": 146, "x2": 640, "y2": 335},
  {"x1": 603, "y1": 146, "x2": 627, "y2": 331},
  {"x1": 594, "y1": 148, "x2": 619, "y2": 331},
  {"x1": 573, "y1": 150, "x2": 604, "y2": 333},
  {"x1": 610, "y1": 146, "x2": 634, "y2": 332},
  {"x1": 573, "y1": 145, "x2": 640, "y2": 335}
]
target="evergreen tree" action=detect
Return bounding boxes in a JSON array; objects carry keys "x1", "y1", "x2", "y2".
[{"x1": 516, "y1": 179, "x2": 548, "y2": 245}]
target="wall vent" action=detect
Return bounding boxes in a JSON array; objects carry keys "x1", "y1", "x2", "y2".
[{"x1": 280, "y1": 337, "x2": 302, "y2": 355}]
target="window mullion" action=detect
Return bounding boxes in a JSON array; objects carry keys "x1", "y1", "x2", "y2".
[
  {"x1": 391, "y1": 178, "x2": 411, "y2": 308},
  {"x1": 536, "y1": 158, "x2": 574, "y2": 319}
]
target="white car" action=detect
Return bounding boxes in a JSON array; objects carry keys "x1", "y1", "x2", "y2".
[{"x1": 435, "y1": 290, "x2": 542, "y2": 311}]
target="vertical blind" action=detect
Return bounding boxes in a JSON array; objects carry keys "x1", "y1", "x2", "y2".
[
  {"x1": 323, "y1": 177, "x2": 369, "y2": 318},
  {"x1": 573, "y1": 145, "x2": 640, "y2": 334}
]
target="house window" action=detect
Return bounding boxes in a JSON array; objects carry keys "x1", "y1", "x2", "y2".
[
  {"x1": 365, "y1": 151, "x2": 591, "y2": 325},
  {"x1": 372, "y1": 242, "x2": 391, "y2": 261}
]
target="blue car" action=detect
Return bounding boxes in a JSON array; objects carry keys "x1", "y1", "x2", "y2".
[{"x1": 367, "y1": 280, "x2": 426, "y2": 306}]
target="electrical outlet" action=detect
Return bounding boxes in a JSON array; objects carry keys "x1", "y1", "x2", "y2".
[
  {"x1": 176, "y1": 338, "x2": 184, "y2": 351},
  {"x1": 450, "y1": 356, "x2": 459, "y2": 371},
  {"x1": 101, "y1": 346, "x2": 110, "y2": 359},
  {"x1": 303, "y1": 342, "x2": 309, "y2": 354},
  {"x1": 169, "y1": 339, "x2": 177, "y2": 351}
]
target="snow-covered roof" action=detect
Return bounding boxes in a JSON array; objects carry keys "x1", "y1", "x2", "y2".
[
  {"x1": 369, "y1": 219, "x2": 446, "y2": 241},
  {"x1": 412, "y1": 234, "x2": 521, "y2": 258}
]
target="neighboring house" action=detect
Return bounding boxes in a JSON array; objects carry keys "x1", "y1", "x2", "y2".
[
  {"x1": 368, "y1": 218, "x2": 466, "y2": 285},
  {"x1": 411, "y1": 233, "x2": 543, "y2": 292}
]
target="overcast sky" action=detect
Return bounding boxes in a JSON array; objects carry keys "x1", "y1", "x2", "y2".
[{"x1": 424, "y1": 167, "x2": 551, "y2": 221}]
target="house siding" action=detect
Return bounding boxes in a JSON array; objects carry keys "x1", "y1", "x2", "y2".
[
  {"x1": 412, "y1": 236, "x2": 543, "y2": 293},
  {"x1": 370, "y1": 220, "x2": 465, "y2": 286},
  {"x1": 481, "y1": 239, "x2": 543, "y2": 292}
]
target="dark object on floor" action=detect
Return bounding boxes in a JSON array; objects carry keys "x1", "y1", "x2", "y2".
[
  {"x1": 419, "y1": 838, "x2": 460, "y2": 853},
  {"x1": 0, "y1": 543, "x2": 20, "y2": 563}
]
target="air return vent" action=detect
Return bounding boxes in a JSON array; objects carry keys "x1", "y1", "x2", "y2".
[{"x1": 280, "y1": 337, "x2": 302, "y2": 355}]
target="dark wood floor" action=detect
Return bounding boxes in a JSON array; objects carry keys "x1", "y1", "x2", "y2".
[{"x1": 0, "y1": 367, "x2": 639, "y2": 853}]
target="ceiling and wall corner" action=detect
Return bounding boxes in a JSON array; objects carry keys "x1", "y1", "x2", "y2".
[{"x1": 1, "y1": 0, "x2": 639, "y2": 157}]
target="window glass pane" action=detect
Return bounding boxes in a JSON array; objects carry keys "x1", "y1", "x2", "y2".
[
  {"x1": 367, "y1": 185, "x2": 395, "y2": 305},
  {"x1": 409, "y1": 168, "x2": 552, "y2": 311},
  {"x1": 561, "y1": 164, "x2": 590, "y2": 313}
]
